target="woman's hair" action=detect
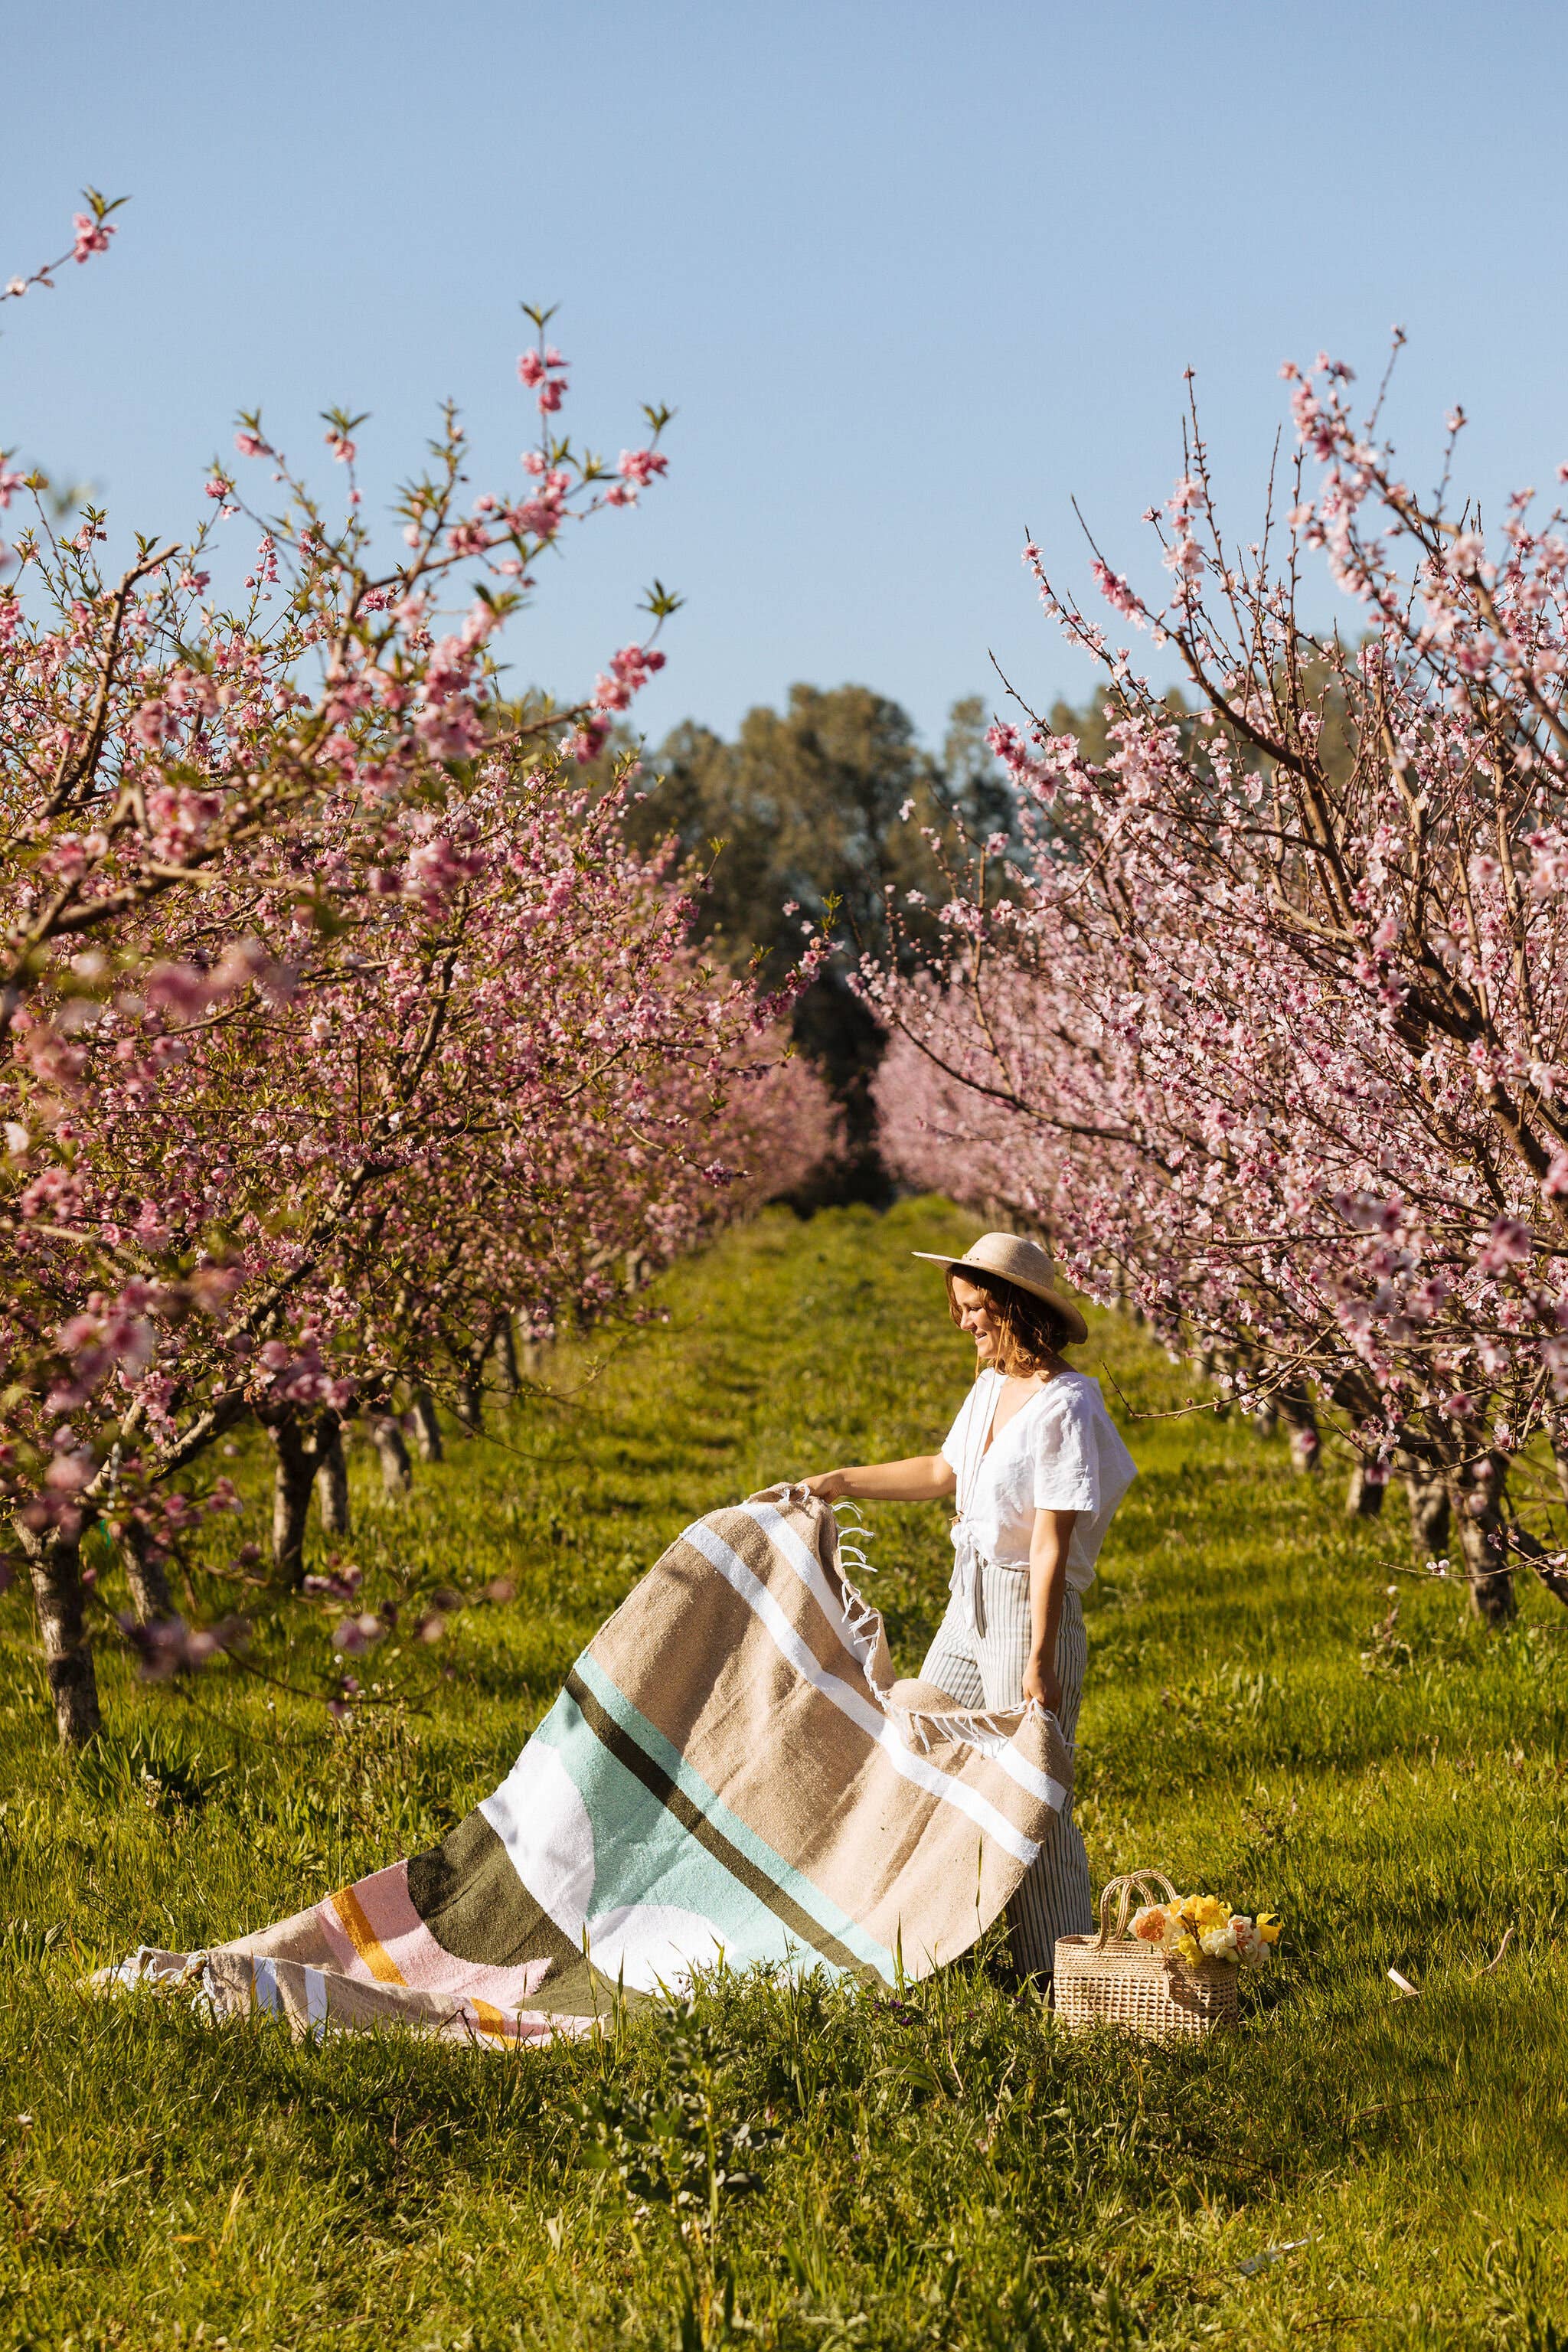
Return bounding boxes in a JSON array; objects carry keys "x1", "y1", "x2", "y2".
[{"x1": 946, "y1": 1265, "x2": 1074, "y2": 1374}]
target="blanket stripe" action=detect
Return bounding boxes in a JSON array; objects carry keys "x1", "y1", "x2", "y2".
[
  {"x1": 330, "y1": 1884, "x2": 408, "y2": 1985},
  {"x1": 678, "y1": 1516, "x2": 1042, "y2": 1864},
  {"x1": 564, "y1": 1664, "x2": 882, "y2": 1981},
  {"x1": 568, "y1": 1650, "x2": 891, "y2": 1972}
]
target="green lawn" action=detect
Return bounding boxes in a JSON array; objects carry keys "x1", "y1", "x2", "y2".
[{"x1": 4, "y1": 1197, "x2": 1567, "y2": 2350}]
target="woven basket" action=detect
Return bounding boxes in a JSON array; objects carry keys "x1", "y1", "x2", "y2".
[{"x1": 1054, "y1": 1870, "x2": 1240, "y2": 2042}]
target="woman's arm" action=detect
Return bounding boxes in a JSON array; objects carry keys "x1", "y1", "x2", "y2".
[
  {"x1": 802, "y1": 1455, "x2": 956, "y2": 1504},
  {"x1": 1022, "y1": 1508, "x2": 1078, "y2": 1716}
]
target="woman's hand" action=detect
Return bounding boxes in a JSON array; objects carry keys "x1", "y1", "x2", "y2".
[
  {"x1": 800, "y1": 1471, "x2": 846, "y2": 1501},
  {"x1": 1022, "y1": 1649, "x2": 1062, "y2": 1717}
]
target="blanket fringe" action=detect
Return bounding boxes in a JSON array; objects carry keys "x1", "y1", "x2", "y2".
[{"x1": 816, "y1": 1494, "x2": 1057, "y2": 1760}]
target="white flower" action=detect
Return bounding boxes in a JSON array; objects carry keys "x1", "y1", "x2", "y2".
[{"x1": 1231, "y1": 1917, "x2": 1270, "y2": 1966}]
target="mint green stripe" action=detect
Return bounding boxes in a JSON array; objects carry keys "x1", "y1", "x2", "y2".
[{"x1": 571, "y1": 1650, "x2": 893, "y2": 1975}]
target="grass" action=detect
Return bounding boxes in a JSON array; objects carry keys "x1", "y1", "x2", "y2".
[{"x1": 3, "y1": 1195, "x2": 1568, "y2": 2350}]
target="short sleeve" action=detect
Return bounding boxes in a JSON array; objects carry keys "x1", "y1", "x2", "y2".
[{"x1": 1032, "y1": 1390, "x2": 1101, "y2": 1514}]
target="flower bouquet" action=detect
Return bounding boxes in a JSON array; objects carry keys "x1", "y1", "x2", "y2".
[
  {"x1": 1054, "y1": 1870, "x2": 1281, "y2": 2041},
  {"x1": 1129, "y1": 1892, "x2": 1282, "y2": 1969}
]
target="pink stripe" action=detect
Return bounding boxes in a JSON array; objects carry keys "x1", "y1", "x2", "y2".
[{"x1": 317, "y1": 1861, "x2": 554, "y2": 2006}]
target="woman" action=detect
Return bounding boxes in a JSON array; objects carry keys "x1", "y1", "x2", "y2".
[{"x1": 802, "y1": 1231, "x2": 1136, "y2": 1977}]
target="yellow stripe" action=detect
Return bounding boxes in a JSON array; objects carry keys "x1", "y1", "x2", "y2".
[
  {"x1": 469, "y1": 1998, "x2": 508, "y2": 2038},
  {"x1": 330, "y1": 1884, "x2": 407, "y2": 1986}
]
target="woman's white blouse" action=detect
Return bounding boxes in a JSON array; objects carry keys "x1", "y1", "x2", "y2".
[{"x1": 940, "y1": 1367, "x2": 1136, "y2": 1593}]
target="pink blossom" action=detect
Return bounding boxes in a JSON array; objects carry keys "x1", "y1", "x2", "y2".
[
  {"x1": 332, "y1": 1613, "x2": 385, "y2": 1655},
  {"x1": 1091, "y1": 558, "x2": 1145, "y2": 623},
  {"x1": 72, "y1": 212, "x2": 114, "y2": 264},
  {"x1": 1477, "y1": 1218, "x2": 1532, "y2": 1273}
]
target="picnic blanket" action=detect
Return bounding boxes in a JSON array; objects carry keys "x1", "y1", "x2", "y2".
[{"x1": 98, "y1": 1486, "x2": 1072, "y2": 2050}]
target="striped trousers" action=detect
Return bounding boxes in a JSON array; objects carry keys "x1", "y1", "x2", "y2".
[{"x1": 919, "y1": 1568, "x2": 1093, "y2": 1977}]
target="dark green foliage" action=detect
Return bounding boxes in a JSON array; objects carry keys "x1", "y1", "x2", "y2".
[
  {"x1": 623, "y1": 688, "x2": 1013, "y2": 1197},
  {"x1": 631, "y1": 688, "x2": 1008, "y2": 987}
]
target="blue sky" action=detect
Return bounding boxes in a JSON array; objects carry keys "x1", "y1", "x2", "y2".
[{"x1": 9, "y1": 1, "x2": 1567, "y2": 750}]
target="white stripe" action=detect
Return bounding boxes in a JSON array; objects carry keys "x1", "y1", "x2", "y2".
[
  {"x1": 738, "y1": 1502, "x2": 851, "y2": 1645},
  {"x1": 908, "y1": 1702, "x2": 1069, "y2": 1812},
  {"x1": 303, "y1": 1965, "x2": 328, "y2": 2041},
  {"x1": 253, "y1": 1956, "x2": 283, "y2": 2016},
  {"x1": 922, "y1": 1568, "x2": 1093, "y2": 1971},
  {"x1": 963, "y1": 1727, "x2": 1070, "y2": 1815},
  {"x1": 739, "y1": 1504, "x2": 1067, "y2": 1816},
  {"x1": 681, "y1": 1517, "x2": 1040, "y2": 1866}
]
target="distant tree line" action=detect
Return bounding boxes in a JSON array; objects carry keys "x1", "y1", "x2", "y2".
[{"x1": 617, "y1": 685, "x2": 1021, "y2": 1202}]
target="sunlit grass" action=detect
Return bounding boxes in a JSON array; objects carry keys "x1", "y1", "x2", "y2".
[{"x1": 3, "y1": 1197, "x2": 1566, "y2": 2347}]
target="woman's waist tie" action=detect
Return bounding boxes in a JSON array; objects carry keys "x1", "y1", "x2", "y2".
[{"x1": 949, "y1": 1519, "x2": 1027, "y2": 1642}]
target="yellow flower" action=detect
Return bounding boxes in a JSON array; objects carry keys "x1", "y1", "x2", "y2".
[
  {"x1": 1190, "y1": 1893, "x2": 1229, "y2": 1933},
  {"x1": 1171, "y1": 1932, "x2": 1200, "y2": 1965},
  {"x1": 1256, "y1": 1913, "x2": 1282, "y2": 1945}
]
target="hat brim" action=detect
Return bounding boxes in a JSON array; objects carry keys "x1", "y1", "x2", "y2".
[{"x1": 911, "y1": 1251, "x2": 1089, "y2": 1347}]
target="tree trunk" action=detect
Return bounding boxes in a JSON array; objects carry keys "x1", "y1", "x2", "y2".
[
  {"x1": 1346, "y1": 1462, "x2": 1386, "y2": 1517},
  {"x1": 266, "y1": 1411, "x2": 321, "y2": 1588},
  {"x1": 122, "y1": 1520, "x2": 174, "y2": 1623},
  {"x1": 410, "y1": 1387, "x2": 443, "y2": 1463},
  {"x1": 1452, "y1": 1455, "x2": 1517, "y2": 1628},
  {"x1": 493, "y1": 1316, "x2": 520, "y2": 1397},
  {"x1": 1250, "y1": 1396, "x2": 1279, "y2": 1438},
  {"x1": 371, "y1": 1414, "x2": 413, "y2": 1496},
  {"x1": 455, "y1": 1367, "x2": 482, "y2": 1432},
  {"x1": 315, "y1": 1419, "x2": 351, "y2": 1537},
  {"x1": 19, "y1": 1517, "x2": 101, "y2": 1748},
  {"x1": 520, "y1": 1338, "x2": 547, "y2": 1380},
  {"x1": 1403, "y1": 1468, "x2": 1450, "y2": 1562}
]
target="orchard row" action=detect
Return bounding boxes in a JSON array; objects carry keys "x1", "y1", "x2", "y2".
[
  {"x1": 871, "y1": 350, "x2": 1568, "y2": 1629},
  {"x1": 0, "y1": 204, "x2": 835, "y2": 1743}
]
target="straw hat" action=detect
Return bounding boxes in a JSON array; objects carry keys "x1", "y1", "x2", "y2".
[{"x1": 912, "y1": 1230, "x2": 1089, "y2": 1348}]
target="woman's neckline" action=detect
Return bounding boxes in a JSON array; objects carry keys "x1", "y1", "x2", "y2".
[{"x1": 979, "y1": 1365, "x2": 1073, "y2": 1459}]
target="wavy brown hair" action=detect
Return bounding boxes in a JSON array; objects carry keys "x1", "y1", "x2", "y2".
[{"x1": 946, "y1": 1266, "x2": 1075, "y2": 1374}]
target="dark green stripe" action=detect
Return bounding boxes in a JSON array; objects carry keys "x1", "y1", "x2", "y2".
[
  {"x1": 405, "y1": 1808, "x2": 643, "y2": 2017},
  {"x1": 564, "y1": 1667, "x2": 878, "y2": 1983}
]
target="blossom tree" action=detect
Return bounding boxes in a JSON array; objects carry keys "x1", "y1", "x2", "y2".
[
  {"x1": 2, "y1": 205, "x2": 827, "y2": 1741},
  {"x1": 871, "y1": 348, "x2": 1568, "y2": 1625}
]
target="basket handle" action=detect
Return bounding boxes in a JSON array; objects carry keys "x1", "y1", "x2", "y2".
[{"x1": 1094, "y1": 1870, "x2": 1181, "y2": 1949}]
